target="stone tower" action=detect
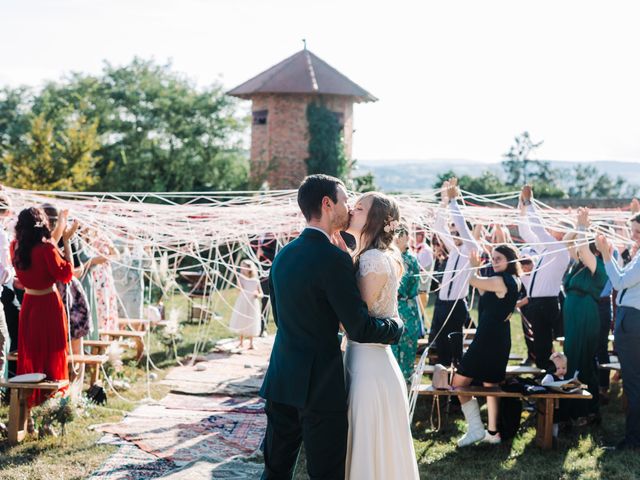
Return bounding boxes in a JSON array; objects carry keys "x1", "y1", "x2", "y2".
[{"x1": 228, "y1": 48, "x2": 377, "y2": 189}]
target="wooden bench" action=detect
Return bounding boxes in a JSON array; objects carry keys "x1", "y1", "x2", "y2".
[
  {"x1": 420, "y1": 364, "x2": 543, "y2": 377},
  {"x1": 84, "y1": 339, "x2": 120, "y2": 356},
  {"x1": 0, "y1": 379, "x2": 69, "y2": 445},
  {"x1": 417, "y1": 384, "x2": 591, "y2": 449},
  {"x1": 556, "y1": 335, "x2": 614, "y2": 347},
  {"x1": 68, "y1": 354, "x2": 108, "y2": 386},
  {"x1": 600, "y1": 362, "x2": 621, "y2": 371},
  {"x1": 99, "y1": 330, "x2": 145, "y2": 360},
  {"x1": 8, "y1": 352, "x2": 107, "y2": 387},
  {"x1": 117, "y1": 318, "x2": 152, "y2": 331}
]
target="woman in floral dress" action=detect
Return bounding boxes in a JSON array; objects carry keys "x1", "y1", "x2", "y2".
[{"x1": 392, "y1": 224, "x2": 423, "y2": 381}]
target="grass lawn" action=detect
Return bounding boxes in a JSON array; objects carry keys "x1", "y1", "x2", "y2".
[{"x1": 1, "y1": 292, "x2": 638, "y2": 480}]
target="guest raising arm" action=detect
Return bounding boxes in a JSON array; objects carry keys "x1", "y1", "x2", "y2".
[{"x1": 596, "y1": 212, "x2": 640, "y2": 450}]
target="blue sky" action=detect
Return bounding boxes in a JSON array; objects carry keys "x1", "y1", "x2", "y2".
[{"x1": 2, "y1": 0, "x2": 639, "y2": 164}]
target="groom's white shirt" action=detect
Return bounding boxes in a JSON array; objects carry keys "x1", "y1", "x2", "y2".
[{"x1": 305, "y1": 226, "x2": 331, "y2": 241}]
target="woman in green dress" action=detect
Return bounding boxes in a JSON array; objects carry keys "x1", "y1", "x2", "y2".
[
  {"x1": 392, "y1": 224, "x2": 423, "y2": 382},
  {"x1": 563, "y1": 208, "x2": 608, "y2": 423}
]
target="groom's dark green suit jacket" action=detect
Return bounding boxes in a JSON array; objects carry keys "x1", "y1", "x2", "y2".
[{"x1": 259, "y1": 228, "x2": 403, "y2": 412}]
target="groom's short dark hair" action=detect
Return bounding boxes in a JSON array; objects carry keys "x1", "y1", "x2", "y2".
[{"x1": 297, "y1": 174, "x2": 345, "y2": 221}]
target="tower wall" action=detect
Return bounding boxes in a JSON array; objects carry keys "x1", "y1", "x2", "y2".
[{"x1": 249, "y1": 94, "x2": 354, "y2": 189}]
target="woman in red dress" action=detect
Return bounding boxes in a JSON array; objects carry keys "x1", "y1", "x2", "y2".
[{"x1": 11, "y1": 207, "x2": 73, "y2": 406}]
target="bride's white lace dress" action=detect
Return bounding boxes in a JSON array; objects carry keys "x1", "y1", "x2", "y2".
[{"x1": 344, "y1": 248, "x2": 420, "y2": 480}]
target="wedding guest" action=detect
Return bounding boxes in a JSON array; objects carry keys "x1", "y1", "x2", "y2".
[
  {"x1": 516, "y1": 252, "x2": 536, "y2": 365},
  {"x1": 84, "y1": 228, "x2": 119, "y2": 334},
  {"x1": 11, "y1": 207, "x2": 73, "y2": 406},
  {"x1": 453, "y1": 245, "x2": 521, "y2": 446},
  {"x1": 431, "y1": 178, "x2": 481, "y2": 368},
  {"x1": 74, "y1": 228, "x2": 108, "y2": 340},
  {"x1": 229, "y1": 260, "x2": 262, "y2": 350},
  {"x1": 113, "y1": 236, "x2": 148, "y2": 319},
  {"x1": 0, "y1": 190, "x2": 20, "y2": 378},
  {"x1": 517, "y1": 185, "x2": 570, "y2": 371},
  {"x1": 414, "y1": 230, "x2": 433, "y2": 318},
  {"x1": 392, "y1": 223, "x2": 422, "y2": 381},
  {"x1": 41, "y1": 205, "x2": 90, "y2": 355},
  {"x1": 596, "y1": 210, "x2": 640, "y2": 451},
  {"x1": 562, "y1": 208, "x2": 608, "y2": 425},
  {"x1": 597, "y1": 243, "x2": 620, "y2": 404},
  {"x1": 0, "y1": 190, "x2": 11, "y2": 382}
]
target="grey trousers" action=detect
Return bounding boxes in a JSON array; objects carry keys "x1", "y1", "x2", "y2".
[{"x1": 615, "y1": 306, "x2": 640, "y2": 446}]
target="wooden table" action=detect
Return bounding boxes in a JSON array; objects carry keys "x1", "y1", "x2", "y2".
[
  {"x1": 417, "y1": 384, "x2": 591, "y2": 449},
  {"x1": 0, "y1": 379, "x2": 69, "y2": 445},
  {"x1": 420, "y1": 364, "x2": 543, "y2": 377}
]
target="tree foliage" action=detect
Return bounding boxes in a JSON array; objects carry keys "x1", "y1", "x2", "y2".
[
  {"x1": 0, "y1": 58, "x2": 248, "y2": 192},
  {"x1": 305, "y1": 102, "x2": 348, "y2": 180},
  {"x1": 433, "y1": 131, "x2": 637, "y2": 199}
]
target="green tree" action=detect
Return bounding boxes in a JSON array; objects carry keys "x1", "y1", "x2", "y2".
[
  {"x1": 305, "y1": 102, "x2": 348, "y2": 179},
  {"x1": 433, "y1": 170, "x2": 509, "y2": 196},
  {"x1": 0, "y1": 58, "x2": 249, "y2": 192},
  {"x1": 3, "y1": 113, "x2": 100, "y2": 190},
  {"x1": 502, "y1": 131, "x2": 545, "y2": 185}
]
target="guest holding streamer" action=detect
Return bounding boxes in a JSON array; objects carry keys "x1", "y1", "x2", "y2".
[
  {"x1": 11, "y1": 207, "x2": 74, "y2": 406},
  {"x1": 596, "y1": 209, "x2": 640, "y2": 451},
  {"x1": 452, "y1": 244, "x2": 521, "y2": 447},
  {"x1": 562, "y1": 208, "x2": 608, "y2": 425},
  {"x1": 392, "y1": 222, "x2": 423, "y2": 381}
]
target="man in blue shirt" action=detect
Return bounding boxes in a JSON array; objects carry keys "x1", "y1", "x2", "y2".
[{"x1": 596, "y1": 211, "x2": 640, "y2": 451}]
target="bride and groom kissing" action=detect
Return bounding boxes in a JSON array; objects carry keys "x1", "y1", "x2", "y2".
[{"x1": 259, "y1": 174, "x2": 420, "y2": 480}]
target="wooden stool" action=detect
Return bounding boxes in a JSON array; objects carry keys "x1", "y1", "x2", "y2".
[
  {"x1": 0, "y1": 379, "x2": 69, "y2": 445},
  {"x1": 68, "y1": 354, "x2": 108, "y2": 386}
]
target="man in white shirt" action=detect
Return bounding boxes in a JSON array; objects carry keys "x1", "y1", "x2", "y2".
[
  {"x1": 429, "y1": 179, "x2": 480, "y2": 367},
  {"x1": 0, "y1": 189, "x2": 12, "y2": 382},
  {"x1": 517, "y1": 186, "x2": 570, "y2": 371}
]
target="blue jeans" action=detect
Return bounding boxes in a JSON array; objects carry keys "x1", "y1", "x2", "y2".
[{"x1": 614, "y1": 306, "x2": 640, "y2": 446}]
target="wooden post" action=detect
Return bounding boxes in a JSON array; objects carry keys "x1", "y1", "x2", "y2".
[
  {"x1": 8, "y1": 387, "x2": 31, "y2": 445},
  {"x1": 535, "y1": 397, "x2": 555, "y2": 449}
]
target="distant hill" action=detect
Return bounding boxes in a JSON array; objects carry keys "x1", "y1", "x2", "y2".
[{"x1": 356, "y1": 160, "x2": 640, "y2": 192}]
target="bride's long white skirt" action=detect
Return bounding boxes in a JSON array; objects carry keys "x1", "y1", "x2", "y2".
[{"x1": 344, "y1": 341, "x2": 420, "y2": 480}]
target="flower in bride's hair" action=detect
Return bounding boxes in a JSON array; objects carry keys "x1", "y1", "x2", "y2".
[
  {"x1": 34, "y1": 221, "x2": 44, "y2": 228},
  {"x1": 383, "y1": 219, "x2": 400, "y2": 233}
]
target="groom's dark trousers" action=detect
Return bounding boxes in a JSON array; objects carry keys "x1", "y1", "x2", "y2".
[{"x1": 259, "y1": 228, "x2": 403, "y2": 480}]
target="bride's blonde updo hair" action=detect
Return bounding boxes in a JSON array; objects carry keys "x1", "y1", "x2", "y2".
[{"x1": 354, "y1": 192, "x2": 403, "y2": 271}]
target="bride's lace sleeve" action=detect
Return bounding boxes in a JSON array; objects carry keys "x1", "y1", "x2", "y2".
[
  {"x1": 358, "y1": 250, "x2": 396, "y2": 317},
  {"x1": 358, "y1": 249, "x2": 390, "y2": 278}
]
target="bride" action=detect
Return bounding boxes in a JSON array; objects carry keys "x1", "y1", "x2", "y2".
[{"x1": 344, "y1": 192, "x2": 420, "y2": 480}]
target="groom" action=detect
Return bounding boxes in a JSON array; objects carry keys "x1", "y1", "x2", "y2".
[{"x1": 260, "y1": 174, "x2": 404, "y2": 480}]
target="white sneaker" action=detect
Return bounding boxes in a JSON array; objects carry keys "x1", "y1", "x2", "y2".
[{"x1": 481, "y1": 430, "x2": 501, "y2": 445}]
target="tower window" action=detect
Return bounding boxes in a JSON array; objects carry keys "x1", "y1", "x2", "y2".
[
  {"x1": 253, "y1": 110, "x2": 268, "y2": 125},
  {"x1": 332, "y1": 111, "x2": 344, "y2": 127}
]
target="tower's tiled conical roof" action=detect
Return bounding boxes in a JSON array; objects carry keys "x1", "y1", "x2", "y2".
[{"x1": 228, "y1": 49, "x2": 377, "y2": 103}]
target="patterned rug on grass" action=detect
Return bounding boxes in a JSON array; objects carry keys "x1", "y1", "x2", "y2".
[
  {"x1": 160, "y1": 392, "x2": 265, "y2": 413},
  {"x1": 161, "y1": 337, "x2": 272, "y2": 396},
  {"x1": 159, "y1": 457, "x2": 265, "y2": 479},
  {"x1": 87, "y1": 443, "x2": 176, "y2": 480},
  {"x1": 98, "y1": 405, "x2": 267, "y2": 465}
]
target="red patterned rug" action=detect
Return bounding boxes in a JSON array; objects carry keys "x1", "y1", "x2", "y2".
[{"x1": 98, "y1": 405, "x2": 267, "y2": 465}]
